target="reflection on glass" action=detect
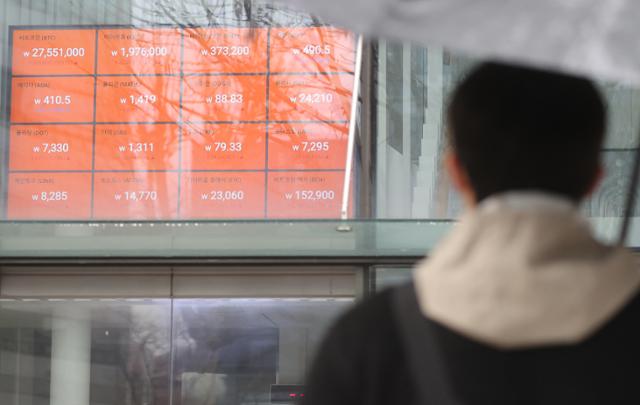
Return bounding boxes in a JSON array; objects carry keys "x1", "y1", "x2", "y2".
[
  {"x1": 3, "y1": 0, "x2": 640, "y2": 249},
  {"x1": 174, "y1": 299, "x2": 351, "y2": 404},
  {"x1": 2, "y1": 2, "x2": 357, "y2": 221},
  {"x1": 375, "y1": 42, "x2": 640, "y2": 244},
  {"x1": 0, "y1": 299, "x2": 171, "y2": 405},
  {"x1": 0, "y1": 298, "x2": 351, "y2": 404},
  {"x1": 376, "y1": 46, "x2": 471, "y2": 220}
]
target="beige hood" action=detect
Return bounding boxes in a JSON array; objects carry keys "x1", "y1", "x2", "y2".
[{"x1": 414, "y1": 193, "x2": 640, "y2": 349}]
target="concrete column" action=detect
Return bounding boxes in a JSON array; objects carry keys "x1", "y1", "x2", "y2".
[
  {"x1": 378, "y1": 41, "x2": 416, "y2": 218},
  {"x1": 400, "y1": 43, "x2": 413, "y2": 216},
  {"x1": 50, "y1": 305, "x2": 91, "y2": 405},
  {"x1": 376, "y1": 40, "x2": 388, "y2": 217},
  {"x1": 412, "y1": 47, "x2": 444, "y2": 217}
]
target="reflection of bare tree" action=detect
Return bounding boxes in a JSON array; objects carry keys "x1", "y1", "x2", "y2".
[
  {"x1": 124, "y1": 0, "x2": 318, "y2": 28},
  {"x1": 87, "y1": 298, "x2": 351, "y2": 405},
  {"x1": 92, "y1": 304, "x2": 172, "y2": 405},
  {"x1": 131, "y1": 305, "x2": 172, "y2": 405},
  {"x1": 105, "y1": 0, "x2": 352, "y2": 130},
  {"x1": 175, "y1": 304, "x2": 280, "y2": 405}
]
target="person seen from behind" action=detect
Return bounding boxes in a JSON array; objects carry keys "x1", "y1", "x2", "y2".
[{"x1": 303, "y1": 62, "x2": 640, "y2": 405}]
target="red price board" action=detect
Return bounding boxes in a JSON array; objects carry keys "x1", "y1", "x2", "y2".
[
  {"x1": 5, "y1": 26, "x2": 356, "y2": 220},
  {"x1": 93, "y1": 172, "x2": 179, "y2": 219},
  {"x1": 182, "y1": 75, "x2": 267, "y2": 122},
  {"x1": 183, "y1": 27, "x2": 268, "y2": 74},
  {"x1": 180, "y1": 172, "x2": 266, "y2": 219},
  {"x1": 182, "y1": 123, "x2": 266, "y2": 170},
  {"x1": 97, "y1": 28, "x2": 182, "y2": 75},
  {"x1": 11, "y1": 76, "x2": 95, "y2": 123},
  {"x1": 267, "y1": 172, "x2": 345, "y2": 218},
  {"x1": 7, "y1": 173, "x2": 92, "y2": 219},
  {"x1": 269, "y1": 74, "x2": 353, "y2": 122},
  {"x1": 95, "y1": 124, "x2": 180, "y2": 171},
  {"x1": 96, "y1": 76, "x2": 181, "y2": 123},
  {"x1": 268, "y1": 122, "x2": 348, "y2": 170},
  {"x1": 12, "y1": 29, "x2": 96, "y2": 76},
  {"x1": 9, "y1": 125, "x2": 93, "y2": 171},
  {"x1": 270, "y1": 27, "x2": 355, "y2": 73}
]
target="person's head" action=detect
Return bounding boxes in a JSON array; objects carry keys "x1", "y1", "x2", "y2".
[{"x1": 445, "y1": 62, "x2": 606, "y2": 207}]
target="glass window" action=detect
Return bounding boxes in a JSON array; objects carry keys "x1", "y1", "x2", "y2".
[
  {"x1": 0, "y1": 299, "x2": 172, "y2": 405},
  {"x1": 0, "y1": 267, "x2": 357, "y2": 403},
  {"x1": 174, "y1": 298, "x2": 350, "y2": 404},
  {"x1": 0, "y1": 297, "x2": 352, "y2": 404},
  {"x1": 1, "y1": 0, "x2": 358, "y2": 222},
  {"x1": 375, "y1": 41, "x2": 640, "y2": 244},
  {"x1": 1, "y1": 1, "x2": 640, "y2": 256}
]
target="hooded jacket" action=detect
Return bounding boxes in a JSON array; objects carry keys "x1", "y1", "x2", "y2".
[{"x1": 303, "y1": 193, "x2": 640, "y2": 405}]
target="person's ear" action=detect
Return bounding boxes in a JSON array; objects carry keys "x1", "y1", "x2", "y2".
[
  {"x1": 444, "y1": 151, "x2": 477, "y2": 208},
  {"x1": 585, "y1": 162, "x2": 604, "y2": 197}
]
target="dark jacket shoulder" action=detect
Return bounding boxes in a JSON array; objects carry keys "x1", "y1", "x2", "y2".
[
  {"x1": 304, "y1": 285, "x2": 640, "y2": 405},
  {"x1": 303, "y1": 288, "x2": 414, "y2": 405}
]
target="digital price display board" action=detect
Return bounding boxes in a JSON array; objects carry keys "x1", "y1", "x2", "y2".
[{"x1": 4, "y1": 26, "x2": 355, "y2": 220}]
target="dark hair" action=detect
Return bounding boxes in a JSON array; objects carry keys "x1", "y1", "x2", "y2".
[{"x1": 448, "y1": 62, "x2": 605, "y2": 202}]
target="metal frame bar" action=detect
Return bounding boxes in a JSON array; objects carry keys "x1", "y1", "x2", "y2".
[
  {"x1": 0, "y1": 256, "x2": 423, "y2": 267},
  {"x1": 355, "y1": 265, "x2": 374, "y2": 300},
  {"x1": 619, "y1": 135, "x2": 640, "y2": 244},
  {"x1": 358, "y1": 40, "x2": 375, "y2": 218},
  {"x1": 341, "y1": 35, "x2": 364, "y2": 219},
  {"x1": 376, "y1": 40, "x2": 388, "y2": 217}
]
